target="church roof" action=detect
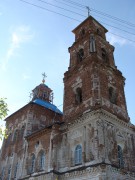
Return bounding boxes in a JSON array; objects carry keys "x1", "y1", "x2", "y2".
[
  {"x1": 33, "y1": 98, "x2": 63, "y2": 115},
  {"x1": 72, "y1": 15, "x2": 108, "y2": 33}
]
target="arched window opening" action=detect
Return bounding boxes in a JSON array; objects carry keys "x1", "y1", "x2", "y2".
[
  {"x1": 75, "y1": 145, "x2": 82, "y2": 165},
  {"x1": 21, "y1": 125, "x2": 25, "y2": 137},
  {"x1": 7, "y1": 166, "x2": 11, "y2": 180},
  {"x1": 90, "y1": 34, "x2": 96, "y2": 52},
  {"x1": 40, "y1": 151, "x2": 45, "y2": 170},
  {"x1": 75, "y1": 88, "x2": 82, "y2": 104},
  {"x1": 101, "y1": 48, "x2": 108, "y2": 63},
  {"x1": 31, "y1": 154, "x2": 35, "y2": 173},
  {"x1": 118, "y1": 145, "x2": 124, "y2": 168},
  {"x1": 81, "y1": 29, "x2": 85, "y2": 37},
  {"x1": 97, "y1": 28, "x2": 102, "y2": 36},
  {"x1": 77, "y1": 49, "x2": 84, "y2": 62},
  {"x1": 13, "y1": 130, "x2": 18, "y2": 142},
  {"x1": 14, "y1": 162, "x2": 18, "y2": 178},
  {"x1": 109, "y1": 87, "x2": 117, "y2": 104}
]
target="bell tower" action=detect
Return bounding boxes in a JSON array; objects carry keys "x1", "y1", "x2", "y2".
[{"x1": 63, "y1": 16, "x2": 129, "y2": 122}]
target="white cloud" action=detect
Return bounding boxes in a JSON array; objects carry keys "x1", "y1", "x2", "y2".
[
  {"x1": 22, "y1": 73, "x2": 31, "y2": 80},
  {"x1": 107, "y1": 33, "x2": 127, "y2": 46},
  {"x1": 1, "y1": 25, "x2": 34, "y2": 70}
]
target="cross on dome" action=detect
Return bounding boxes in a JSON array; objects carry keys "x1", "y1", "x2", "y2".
[{"x1": 42, "y1": 72, "x2": 47, "y2": 84}]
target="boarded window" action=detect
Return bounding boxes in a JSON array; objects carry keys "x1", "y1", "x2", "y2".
[
  {"x1": 40, "y1": 151, "x2": 45, "y2": 170},
  {"x1": 90, "y1": 34, "x2": 96, "y2": 52},
  {"x1": 109, "y1": 87, "x2": 117, "y2": 104},
  {"x1": 75, "y1": 88, "x2": 82, "y2": 104},
  {"x1": 75, "y1": 145, "x2": 82, "y2": 165},
  {"x1": 31, "y1": 154, "x2": 35, "y2": 173},
  {"x1": 118, "y1": 145, "x2": 124, "y2": 168}
]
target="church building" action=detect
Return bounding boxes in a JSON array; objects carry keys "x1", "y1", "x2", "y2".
[{"x1": 0, "y1": 16, "x2": 135, "y2": 180}]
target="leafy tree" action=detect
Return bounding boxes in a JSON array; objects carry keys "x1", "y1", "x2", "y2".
[{"x1": 0, "y1": 98, "x2": 8, "y2": 140}]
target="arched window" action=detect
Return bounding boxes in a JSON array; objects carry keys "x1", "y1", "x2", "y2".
[
  {"x1": 77, "y1": 49, "x2": 84, "y2": 62},
  {"x1": 20, "y1": 125, "x2": 25, "y2": 137},
  {"x1": 75, "y1": 88, "x2": 82, "y2": 104},
  {"x1": 97, "y1": 28, "x2": 102, "y2": 36},
  {"x1": 90, "y1": 34, "x2": 96, "y2": 52},
  {"x1": 118, "y1": 145, "x2": 124, "y2": 168},
  {"x1": 109, "y1": 87, "x2": 117, "y2": 104},
  {"x1": 14, "y1": 162, "x2": 18, "y2": 178},
  {"x1": 101, "y1": 48, "x2": 108, "y2": 63},
  {"x1": 31, "y1": 154, "x2": 35, "y2": 173},
  {"x1": 80, "y1": 29, "x2": 85, "y2": 37},
  {"x1": 40, "y1": 151, "x2": 45, "y2": 170},
  {"x1": 75, "y1": 145, "x2": 82, "y2": 165},
  {"x1": 7, "y1": 166, "x2": 11, "y2": 180}
]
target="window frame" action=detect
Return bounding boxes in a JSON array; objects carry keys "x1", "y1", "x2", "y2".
[{"x1": 75, "y1": 144, "x2": 82, "y2": 165}]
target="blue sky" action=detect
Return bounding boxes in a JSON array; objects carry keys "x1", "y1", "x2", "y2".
[{"x1": 0, "y1": 0, "x2": 135, "y2": 127}]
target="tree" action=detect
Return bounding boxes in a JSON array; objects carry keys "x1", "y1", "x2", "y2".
[{"x1": 0, "y1": 98, "x2": 8, "y2": 140}]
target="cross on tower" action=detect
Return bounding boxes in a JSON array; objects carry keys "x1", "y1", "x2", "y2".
[
  {"x1": 86, "y1": 6, "x2": 90, "y2": 17},
  {"x1": 42, "y1": 72, "x2": 47, "y2": 84}
]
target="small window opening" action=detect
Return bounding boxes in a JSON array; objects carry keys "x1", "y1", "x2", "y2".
[
  {"x1": 75, "y1": 88, "x2": 82, "y2": 104},
  {"x1": 118, "y1": 145, "x2": 124, "y2": 168},
  {"x1": 109, "y1": 87, "x2": 117, "y2": 104},
  {"x1": 77, "y1": 49, "x2": 84, "y2": 62}
]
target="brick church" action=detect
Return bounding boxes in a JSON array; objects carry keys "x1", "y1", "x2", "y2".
[{"x1": 0, "y1": 16, "x2": 135, "y2": 180}]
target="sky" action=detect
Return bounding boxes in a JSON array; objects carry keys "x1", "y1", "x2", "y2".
[{"x1": 0, "y1": 0, "x2": 135, "y2": 129}]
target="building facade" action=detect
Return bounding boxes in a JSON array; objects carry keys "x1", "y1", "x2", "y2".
[{"x1": 0, "y1": 16, "x2": 135, "y2": 180}]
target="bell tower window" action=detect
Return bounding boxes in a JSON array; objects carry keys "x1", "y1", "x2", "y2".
[
  {"x1": 75, "y1": 88, "x2": 82, "y2": 104},
  {"x1": 80, "y1": 29, "x2": 85, "y2": 37},
  {"x1": 101, "y1": 48, "x2": 108, "y2": 63},
  {"x1": 109, "y1": 86, "x2": 117, "y2": 104},
  {"x1": 77, "y1": 49, "x2": 84, "y2": 62},
  {"x1": 90, "y1": 34, "x2": 96, "y2": 52}
]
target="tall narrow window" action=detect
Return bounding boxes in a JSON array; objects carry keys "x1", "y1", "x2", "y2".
[
  {"x1": 75, "y1": 88, "x2": 82, "y2": 104},
  {"x1": 75, "y1": 145, "x2": 82, "y2": 165},
  {"x1": 90, "y1": 34, "x2": 96, "y2": 52},
  {"x1": 118, "y1": 145, "x2": 124, "y2": 168},
  {"x1": 101, "y1": 48, "x2": 108, "y2": 63},
  {"x1": 77, "y1": 49, "x2": 84, "y2": 62},
  {"x1": 21, "y1": 126, "x2": 25, "y2": 137},
  {"x1": 14, "y1": 162, "x2": 18, "y2": 178},
  {"x1": 31, "y1": 154, "x2": 35, "y2": 173},
  {"x1": 40, "y1": 151, "x2": 45, "y2": 170},
  {"x1": 1, "y1": 167, "x2": 5, "y2": 180},
  {"x1": 7, "y1": 166, "x2": 11, "y2": 180},
  {"x1": 109, "y1": 87, "x2": 117, "y2": 104},
  {"x1": 13, "y1": 129, "x2": 18, "y2": 142}
]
